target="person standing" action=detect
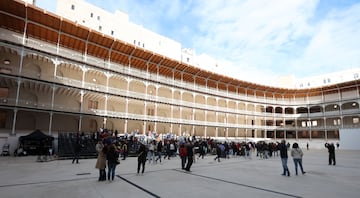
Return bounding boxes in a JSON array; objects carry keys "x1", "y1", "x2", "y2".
[
  {"x1": 179, "y1": 143, "x2": 187, "y2": 169},
  {"x1": 325, "y1": 143, "x2": 336, "y2": 165},
  {"x1": 291, "y1": 143, "x2": 306, "y2": 175},
  {"x1": 121, "y1": 140, "x2": 128, "y2": 160},
  {"x1": 137, "y1": 143, "x2": 148, "y2": 174},
  {"x1": 147, "y1": 140, "x2": 155, "y2": 164},
  {"x1": 72, "y1": 140, "x2": 81, "y2": 164},
  {"x1": 106, "y1": 144, "x2": 118, "y2": 181},
  {"x1": 95, "y1": 146, "x2": 108, "y2": 181},
  {"x1": 279, "y1": 140, "x2": 290, "y2": 177},
  {"x1": 306, "y1": 142, "x2": 309, "y2": 150},
  {"x1": 184, "y1": 141, "x2": 194, "y2": 172},
  {"x1": 95, "y1": 140, "x2": 104, "y2": 154}
]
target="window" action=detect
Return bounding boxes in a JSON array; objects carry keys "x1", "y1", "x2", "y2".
[
  {"x1": 71, "y1": 5, "x2": 75, "y2": 10},
  {"x1": 301, "y1": 121, "x2": 306, "y2": 127},
  {"x1": 99, "y1": 26, "x2": 102, "y2": 31},
  {"x1": 97, "y1": 16, "x2": 100, "y2": 20},
  {"x1": 88, "y1": 100, "x2": 98, "y2": 109},
  {"x1": 312, "y1": 120, "x2": 317, "y2": 126},
  {"x1": 147, "y1": 109, "x2": 154, "y2": 116},
  {"x1": 90, "y1": 13, "x2": 93, "y2": 18},
  {"x1": 187, "y1": 57, "x2": 190, "y2": 62},
  {"x1": 353, "y1": 117, "x2": 359, "y2": 124},
  {"x1": 111, "y1": 30, "x2": 114, "y2": 35},
  {"x1": 333, "y1": 119, "x2": 341, "y2": 126}
]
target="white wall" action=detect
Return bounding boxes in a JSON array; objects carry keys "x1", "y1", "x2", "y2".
[{"x1": 339, "y1": 128, "x2": 360, "y2": 150}]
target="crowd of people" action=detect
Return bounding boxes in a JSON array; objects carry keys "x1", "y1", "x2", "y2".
[{"x1": 71, "y1": 130, "x2": 338, "y2": 181}]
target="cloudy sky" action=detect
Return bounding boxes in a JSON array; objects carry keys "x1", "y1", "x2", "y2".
[{"x1": 36, "y1": 0, "x2": 360, "y2": 86}]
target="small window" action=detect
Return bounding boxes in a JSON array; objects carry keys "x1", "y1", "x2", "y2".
[
  {"x1": 312, "y1": 120, "x2": 317, "y2": 126},
  {"x1": 353, "y1": 117, "x2": 359, "y2": 124},
  {"x1": 134, "y1": 40, "x2": 136, "y2": 45},
  {"x1": 187, "y1": 57, "x2": 190, "y2": 62},
  {"x1": 88, "y1": 100, "x2": 98, "y2": 109},
  {"x1": 354, "y1": 73, "x2": 359, "y2": 79},
  {"x1": 307, "y1": 121, "x2": 311, "y2": 127},
  {"x1": 301, "y1": 121, "x2": 306, "y2": 127},
  {"x1": 97, "y1": 16, "x2": 100, "y2": 20},
  {"x1": 99, "y1": 26, "x2": 102, "y2": 31},
  {"x1": 71, "y1": 5, "x2": 75, "y2": 10},
  {"x1": 90, "y1": 13, "x2": 93, "y2": 18},
  {"x1": 111, "y1": 30, "x2": 114, "y2": 35}
]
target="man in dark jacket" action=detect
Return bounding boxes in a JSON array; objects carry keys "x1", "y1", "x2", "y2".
[
  {"x1": 137, "y1": 143, "x2": 148, "y2": 174},
  {"x1": 325, "y1": 143, "x2": 336, "y2": 165},
  {"x1": 185, "y1": 141, "x2": 194, "y2": 172},
  {"x1": 72, "y1": 140, "x2": 81, "y2": 164},
  {"x1": 279, "y1": 140, "x2": 290, "y2": 176}
]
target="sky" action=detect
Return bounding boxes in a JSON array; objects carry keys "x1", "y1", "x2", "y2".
[{"x1": 36, "y1": 0, "x2": 360, "y2": 86}]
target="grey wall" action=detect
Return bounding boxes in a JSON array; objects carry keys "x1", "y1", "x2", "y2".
[{"x1": 340, "y1": 128, "x2": 360, "y2": 150}]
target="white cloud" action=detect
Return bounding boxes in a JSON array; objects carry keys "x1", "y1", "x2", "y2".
[
  {"x1": 293, "y1": 3, "x2": 360, "y2": 76},
  {"x1": 187, "y1": 0, "x2": 319, "y2": 85}
]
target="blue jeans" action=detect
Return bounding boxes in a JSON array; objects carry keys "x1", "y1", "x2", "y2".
[
  {"x1": 156, "y1": 151, "x2": 162, "y2": 162},
  {"x1": 293, "y1": 158, "x2": 305, "y2": 174},
  {"x1": 281, "y1": 158, "x2": 289, "y2": 175},
  {"x1": 107, "y1": 163, "x2": 116, "y2": 180}
]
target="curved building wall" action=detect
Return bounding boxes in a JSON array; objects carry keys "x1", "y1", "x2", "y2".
[{"x1": 0, "y1": 1, "x2": 359, "y2": 151}]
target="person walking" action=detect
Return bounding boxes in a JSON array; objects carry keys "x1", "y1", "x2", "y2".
[
  {"x1": 291, "y1": 143, "x2": 306, "y2": 175},
  {"x1": 137, "y1": 143, "x2": 148, "y2": 174},
  {"x1": 95, "y1": 145, "x2": 108, "y2": 181},
  {"x1": 106, "y1": 144, "x2": 118, "y2": 181},
  {"x1": 325, "y1": 143, "x2": 336, "y2": 165},
  {"x1": 214, "y1": 143, "x2": 222, "y2": 162},
  {"x1": 163, "y1": 141, "x2": 171, "y2": 160},
  {"x1": 184, "y1": 140, "x2": 194, "y2": 172},
  {"x1": 279, "y1": 140, "x2": 290, "y2": 177},
  {"x1": 198, "y1": 140, "x2": 205, "y2": 159},
  {"x1": 155, "y1": 140, "x2": 163, "y2": 163}
]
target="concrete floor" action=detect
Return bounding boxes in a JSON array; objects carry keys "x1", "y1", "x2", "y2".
[{"x1": 0, "y1": 149, "x2": 359, "y2": 198}]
